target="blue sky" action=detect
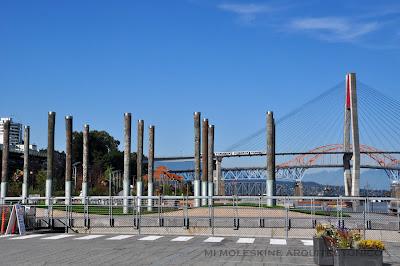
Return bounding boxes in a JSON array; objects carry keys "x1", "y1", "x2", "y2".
[{"x1": 1, "y1": 0, "x2": 400, "y2": 156}]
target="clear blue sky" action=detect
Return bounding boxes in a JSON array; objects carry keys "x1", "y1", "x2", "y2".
[{"x1": 1, "y1": 0, "x2": 399, "y2": 156}]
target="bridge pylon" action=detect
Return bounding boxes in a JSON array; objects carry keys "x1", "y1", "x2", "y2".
[{"x1": 344, "y1": 73, "x2": 361, "y2": 197}]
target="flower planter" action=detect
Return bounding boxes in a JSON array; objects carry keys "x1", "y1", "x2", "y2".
[
  {"x1": 334, "y1": 248, "x2": 383, "y2": 266},
  {"x1": 313, "y1": 237, "x2": 334, "y2": 265}
]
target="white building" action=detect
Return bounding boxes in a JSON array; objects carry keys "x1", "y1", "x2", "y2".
[{"x1": 0, "y1": 118, "x2": 23, "y2": 146}]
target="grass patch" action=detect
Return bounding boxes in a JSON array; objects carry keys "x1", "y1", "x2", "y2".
[
  {"x1": 49, "y1": 205, "x2": 179, "y2": 215},
  {"x1": 212, "y1": 202, "x2": 284, "y2": 209},
  {"x1": 211, "y1": 203, "x2": 350, "y2": 217}
]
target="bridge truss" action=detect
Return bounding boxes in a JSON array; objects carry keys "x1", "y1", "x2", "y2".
[{"x1": 168, "y1": 144, "x2": 400, "y2": 184}]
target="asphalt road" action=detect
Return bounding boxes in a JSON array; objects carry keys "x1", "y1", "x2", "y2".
[{"x1": 0, "y1": 233, "x2": 400, "y2": 266}]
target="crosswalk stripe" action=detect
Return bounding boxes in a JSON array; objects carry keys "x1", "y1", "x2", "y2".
[
  {"x1": 171, "y1": 236, "x2": 193, "y2": 242},
  {"x1": 138, "y1": 235, "x2": 163, "y2": 241},
  {"x1": 106, "y1": 235, "x2": 135, "y2": 240},
  {"x1": 10, "y1": 234, "x2": 42, "y2": 240},
  {"x1": 301, "y1": 240, "x2": 313, "y2": 246},
  {"x1": 75, "y1": 235, "x2": 105, "y2": 240},
  {"x1": 270, "y1": 239, "x2": 287, "y2": 245},
  {"x1": 236, "y1": 238, "x2": 255, "y2": 244},
  {"x1": 41, "y1": 234, "x2": 74, "y2": 240},
  {"x1": 204, "y1": 237, "x2": 224, "y2": 243}
]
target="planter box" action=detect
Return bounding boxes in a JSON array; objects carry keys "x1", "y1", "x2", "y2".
[
  {"x1": 334, "y1": 249, "x2": 383, "y2": 266},
  {"x1": 313, "y1": 237, "x2": 334, "y2": 265}
]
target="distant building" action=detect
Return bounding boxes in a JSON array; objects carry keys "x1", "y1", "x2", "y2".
[
  {"x1": 16, "y1": 144, "x2": 38, "y2": 152},
  {"x1": 0, "y1": 118, "x2": 22, "y2": 146}
]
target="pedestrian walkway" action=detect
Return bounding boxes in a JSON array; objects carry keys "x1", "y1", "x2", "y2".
[{"x1": 1, "y1": 233, "x2": 314, "y2": 246}]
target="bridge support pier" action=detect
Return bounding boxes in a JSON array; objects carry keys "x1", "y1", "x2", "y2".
[
  {"x1": 294, "y1": 180, "x2": 303, "y2": 197},
  {"x1": 391, "y1": 182, "x2": 400, "y2": 198},
  {"x1": 123, "y1": 113, "x2": 132, "y2": 214},
  {"x1": 266, "y1": 111, "x2": 276, "y2": 206},
  {"x1": 194, "y1": 112, "x2": 201, "y2": 207},
  {"x1": 214, "y1": 157, "x2": 223, "y2": 196}
]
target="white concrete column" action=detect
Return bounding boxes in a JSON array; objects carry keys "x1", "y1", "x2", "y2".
[
  {"x1": 348, "y1": 73, "x2": 360, "y2": 197},
  {"x1": 266, "y1": 111, "x2": 276, "y2": 206},
  {"x1": 344, "y1": 75, "x2": 352, "y2": 196}
]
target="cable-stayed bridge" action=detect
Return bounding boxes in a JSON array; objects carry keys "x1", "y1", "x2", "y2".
[{"x1": 156, "y1": 73, "x2": 400, "y2": 196}]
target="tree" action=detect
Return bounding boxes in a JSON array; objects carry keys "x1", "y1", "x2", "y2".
[{"x1": 71, "y1": 130, "x2": 147, "y2": 194}]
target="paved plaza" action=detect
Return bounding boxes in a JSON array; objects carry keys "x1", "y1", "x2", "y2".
[{"x1": 0, "y1": 233, "x2": 399, "y2": 265}]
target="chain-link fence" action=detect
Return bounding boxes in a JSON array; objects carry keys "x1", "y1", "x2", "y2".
[{"x1": 1, "y1": 196, "x2": 399, "y2": 240}]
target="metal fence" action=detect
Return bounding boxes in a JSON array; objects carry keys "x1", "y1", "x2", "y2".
[{"x1": 1, "y1": 196, "x2": 400, "y2": 240}]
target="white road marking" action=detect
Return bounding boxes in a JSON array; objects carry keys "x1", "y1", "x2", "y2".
[
  {"x1": 204, "y1": 237, "x2": 224, "y2": 243},
  {"x1": 270, "y1": 239, "x2": 287, "y2": 245},
  {"x1": 106, "y1": 235, "x2": 135, "y2": 240},
  {"x1": 236, "y1": 238, "x2": 255, "y2": 244},
  {"x1": 138, "y1": 235, "x2": 163, "y2": 241},
  {"x1": 41, "y1": 234, "x2": 74, "y2": 240},
  {"x1": 10, "y1": 234, "x2": 42, "y2": 240},
  {"x1": 171, "y1": 236, "x2": 193, "y2": 242},
  {"x1": 301, "y1": 240, "x2": 313, "y2": 246},
  {"x1": 75, "y1": 235, "x2": 105, "y2": 240}
]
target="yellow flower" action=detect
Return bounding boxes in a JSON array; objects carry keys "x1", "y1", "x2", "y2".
[{"x1": 357, "y1": 240, "x2": 385, "y2": 250}]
